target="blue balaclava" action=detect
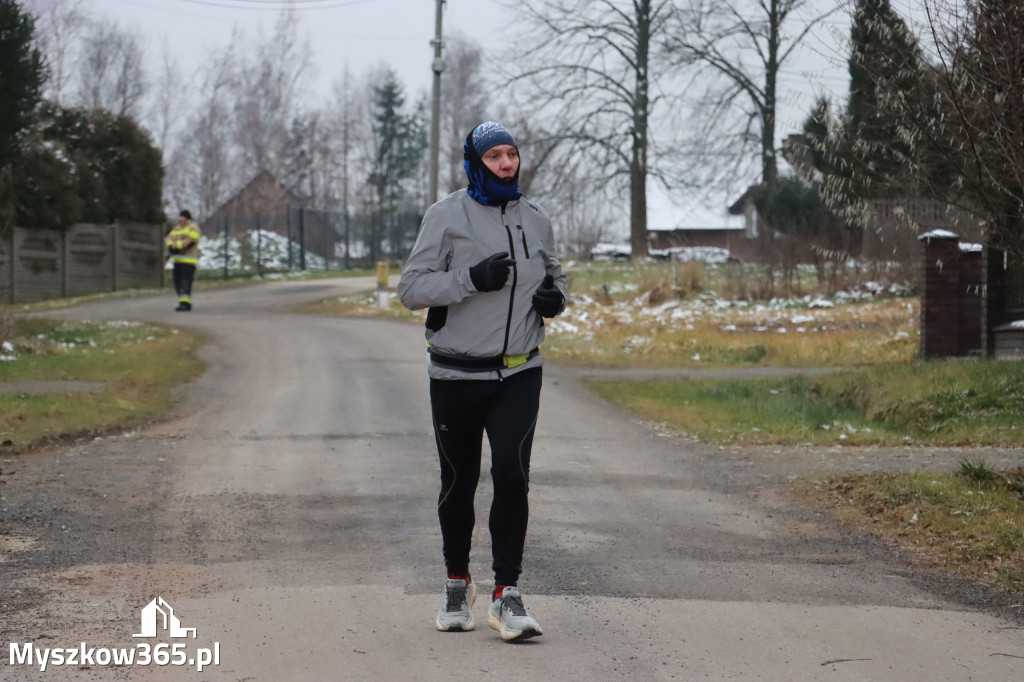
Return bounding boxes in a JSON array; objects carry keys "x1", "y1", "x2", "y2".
[{"x1": 464, "y1": 121, "x2": 522, "y2": 207}]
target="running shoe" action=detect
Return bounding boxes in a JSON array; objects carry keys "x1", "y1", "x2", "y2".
[
  {"x1": 436, "y1": 578, "x2": 476, "y2": 631},
  {"x1": 487, "y1": 587, "x2": 543, "y2": 641}
]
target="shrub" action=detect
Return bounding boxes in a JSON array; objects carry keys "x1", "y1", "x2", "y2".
[
  {"x1": 9, "y1": 103, "x2": 165, "y2": 228},
  {"x1": 958, "y1": 458, "x2": 996, "y2": 483}
]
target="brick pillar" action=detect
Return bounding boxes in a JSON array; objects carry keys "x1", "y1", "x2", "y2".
[
  {"x1": 982, "y1": 244, "x2": 1007, "y2": 356},
  {"x1": 958, "y1": 247, "x2": 983, "y2": 355},
  {"x1": 919, "y1": 231, "x2": 961, "y2": 358}
]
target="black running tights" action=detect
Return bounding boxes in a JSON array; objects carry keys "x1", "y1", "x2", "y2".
[{"x1": 429, "y1": 367, "x2": 542, "y2": 587}]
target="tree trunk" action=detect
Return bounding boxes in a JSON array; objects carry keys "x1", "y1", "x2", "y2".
[
  {"x1": 631, "y1": 0, "x2": 652, "y2": 259},
  {"x1": 630, "y1": 151, "x2": 648, "y2": 259},
  {"x1": 762, "y1": 0, "x2": 780, "y2": 186}
]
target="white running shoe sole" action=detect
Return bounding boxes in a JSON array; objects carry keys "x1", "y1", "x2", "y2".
[
  {"x1": 436, "y1": 581, "x2": 477, "y2": 631},
  {"x1": 487, "y1": 609, "x2": 543, "y2": 641}
]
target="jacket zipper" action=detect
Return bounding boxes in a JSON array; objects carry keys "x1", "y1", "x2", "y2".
[
  {"x1": 517, "y1": 225, "x2": 530, "y2": 259},
  {"x1": 500, "y1": 204, "x2": 517, "y2": 358}
]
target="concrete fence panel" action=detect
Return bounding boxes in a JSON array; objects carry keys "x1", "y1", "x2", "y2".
[
  {"x1": 1, "y1": 223, "x2": 164, "y2": 304},
  {"x1": 13, "y1": 228, "x2": 64, "y2": 303},
  {"x1": 65, "y1": 224, "x2": 114, "y2": 297},
  {"x1": 115, "y1": 222, "x2": 164, "y2": 290}
]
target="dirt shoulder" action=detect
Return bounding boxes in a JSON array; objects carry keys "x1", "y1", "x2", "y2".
[{"x1": 718, "y1": 442, "x2": 1023, "y2": 479}]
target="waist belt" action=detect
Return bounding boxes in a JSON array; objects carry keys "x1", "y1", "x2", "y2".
[{"x1": 429, "y1": 348, "x2": 539, "y2": 372}]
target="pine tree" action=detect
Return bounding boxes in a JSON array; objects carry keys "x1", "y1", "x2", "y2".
[
  {"x1": 844, "y1": 0, "x2": 925, "y2": 198},
  {"x1": 367, "y1": 70, "x2": 424, "y2": 261},
  {"x1": 800, "y1": 97, "x2": 832, "y2": 176},
  {"x1": 0, "y1": 0, "x2": 47, "y2": 228},
  {"x1": 0, "y1": 0, "x2": 46, "y2": 171}
]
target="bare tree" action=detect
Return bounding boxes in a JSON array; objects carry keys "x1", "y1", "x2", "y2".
[
  {"x1": 439, "y1": 34, "x2": 490, "y2": 195},
  {"x1": 283, "y1": 111, "x2": 340, "y2": 210},
  {"x1": 550, "y1": 168, "x2": 627, "y2": 258},
  {"x1": 232, "y1": 8, "x2": 312, "y2": 183},
  {"x1": 328, "y1": 64, "x2": 367, "y2": 263},
  {"x1": 666, "y1": 0, "x2": 839, "y2": 189},
  {"x1": 24, "y1": 0, "x2": 86, "y2": 105},
  {"x1": 78, "y1": 20, "x2": 146, "y2": 116},
  {"x1": 165, "y1": 42, "x2": 238, "y2": 219},
  {"x1": 147, "y1": 42, "x2": 184, "y2": 154},
  {"x1": 78, "y1": 21, "x2": 116, "y2": 110},
  {"x1": 111, "y1": 30, "x2": 146, "y2": 117},
  {"x1": 194, "y1": 47, "x2": 237, "y2": 219},
  {"x1": 505, "y1": 0, "x2": 677, "y2": 258}
]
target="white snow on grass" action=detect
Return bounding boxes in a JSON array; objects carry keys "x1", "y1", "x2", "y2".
[
  {"x1": 168, "y1": 230, "x2": 330, "y2": 272},
  {"x1": 548, "y1": 283, "x2": 916, "y2": 341}
]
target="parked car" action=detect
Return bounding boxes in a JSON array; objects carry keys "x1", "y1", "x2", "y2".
[
  {"x1": 590, "y1": 242, "x2": 632, "y2": 261},
  {"x1": 653, "y1": 246, "x2": 737, "y2": 263}
]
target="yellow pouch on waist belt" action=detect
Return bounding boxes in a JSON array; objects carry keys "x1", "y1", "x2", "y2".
[{"x1": 503, "y1": 353, "x2": 529, "y2": 369}]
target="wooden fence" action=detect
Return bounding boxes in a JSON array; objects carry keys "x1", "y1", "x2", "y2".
[{"x1": 0, "y1": 223, "x2": 165, "y2": 304}]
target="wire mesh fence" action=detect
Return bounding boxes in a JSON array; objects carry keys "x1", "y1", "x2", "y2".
[{"x1": 195, "y1": 207, "x2": 423, "y2": 278}]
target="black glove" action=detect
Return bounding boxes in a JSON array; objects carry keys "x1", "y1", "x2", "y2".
[
  {"x1": 469, "y1": 252, "x2": 515, "y2": 292},
  {"x1": 532, "y1": 274, "x2": 564, "y2": 318}
]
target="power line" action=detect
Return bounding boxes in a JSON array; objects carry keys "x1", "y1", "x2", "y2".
[
  {"x1": 189, "y1": 0, "x2": 356, "y2": 3},
  {"x1": 173, "y1": 0, "x2": 377, "y2": 11}
]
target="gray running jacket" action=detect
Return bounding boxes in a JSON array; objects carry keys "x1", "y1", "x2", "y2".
[{"x1": 399, "y1": 189, "x2": 567, "y2": 379}]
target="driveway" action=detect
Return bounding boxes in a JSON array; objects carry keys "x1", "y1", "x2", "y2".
[{"x1": 1, "y1": 277, "x2": 1021, "y2": 681}]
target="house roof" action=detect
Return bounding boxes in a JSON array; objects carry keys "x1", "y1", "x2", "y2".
[
  {"x1": 728, "y1": 185, "x2": 760, "y2": 215},
  {"x1": 214, "y1": 170, "x2": 301, "y2": 214}
]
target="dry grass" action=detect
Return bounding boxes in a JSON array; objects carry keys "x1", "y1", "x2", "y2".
[
  {"x1": 550, "y1": 261, "x2": 917, "y2": 367},
  {"x1": 793, "y1": 468, "x2": 1024, "y2": 596},
  {"x1": 305, "y1": 261, "x2": 918, "y2": 368},
  {"x1": 544, "y1": 296, "x2": 917, "y2": 368}
]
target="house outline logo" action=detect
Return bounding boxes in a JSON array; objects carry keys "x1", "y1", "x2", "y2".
[{"x1": 132, "y1": 597, "x2": 197, "y2": 639}]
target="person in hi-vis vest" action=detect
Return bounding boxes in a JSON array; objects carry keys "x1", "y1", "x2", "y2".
[{"x1": 166, "y1": 210, "x2": 202, "y2": 312}]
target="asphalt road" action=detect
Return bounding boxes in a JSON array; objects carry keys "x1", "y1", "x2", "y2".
[{"x1": 1, "y1": 277, "x2": 1022, "y2": 681}]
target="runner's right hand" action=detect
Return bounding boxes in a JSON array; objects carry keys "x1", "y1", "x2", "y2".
[{"x1": 469, "y1": 252, "x2": 515, "y2": 292}]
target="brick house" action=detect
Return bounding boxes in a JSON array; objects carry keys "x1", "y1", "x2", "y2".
[
  {"x1": 208, "y1": 170, "x2": 300, "y2": 237},
  {"x1": 207, "y1": 171, "x2": 342, "y2": 262},
  {"x1": 647, "y1": 227, "x2": 757, "y2": 261}
]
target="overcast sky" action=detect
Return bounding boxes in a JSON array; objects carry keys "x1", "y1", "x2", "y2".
[
  {"x1": 88, "y1": 0, "x2": 850, "y2": 230},
  {"x1": 93, "y1": 0, "x2": 513, "y2": 102}
]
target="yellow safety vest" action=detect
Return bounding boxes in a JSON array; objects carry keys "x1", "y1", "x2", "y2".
[{"x1": 166, "y1": 220, "x2": 202, "y2": 264}]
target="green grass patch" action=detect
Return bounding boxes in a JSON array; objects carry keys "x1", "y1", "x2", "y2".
[
  {"x1": 795, "y1": 467, "x2": 1024, "y2": 595},
  {"x1": 0, "y1": 318, "x2": 205, "y2": 450},
  {"x1": 584, "y1": 359, "x2": 1024, "y2": 446}
]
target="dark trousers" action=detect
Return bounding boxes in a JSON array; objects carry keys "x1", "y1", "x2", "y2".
[
  {"x1": 172, "y1": 263, "x2": 196, "y2": 304},
  {"x1": 429, "y1": 367, "x2": 542, "y2": 586}
]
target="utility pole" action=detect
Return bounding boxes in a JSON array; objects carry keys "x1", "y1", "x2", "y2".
[
  {"x1": 428, "y1": 0, "x2": 445, "y2": 209},
  {"x1": 342, "y1": 67, "x2": 352, "y2": 270}
]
